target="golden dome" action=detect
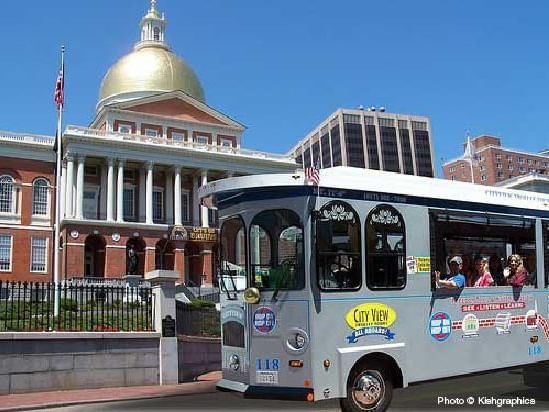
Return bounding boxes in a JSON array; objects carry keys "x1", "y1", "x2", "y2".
[{"x1": 98, "y1": 45, "x2": 205, "y2": 107}]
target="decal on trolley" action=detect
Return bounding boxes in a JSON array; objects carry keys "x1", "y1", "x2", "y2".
[
  {"x1": 253, "y1": 306, "x2": 276, "y2": 334},
  {"x1": 429, "y1": 312, "x2": 452, "y2": 342},
  {"x1": 461, "y1": 313, "x2": 479, "y2": 338},
  {"x1": 345, "y1": 303, "x2": 396, "y2": 343},
  {"x1": 255, "y1": 358, "x2": 279, "y2": 384}
]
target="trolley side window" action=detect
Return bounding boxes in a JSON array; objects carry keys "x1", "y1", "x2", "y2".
[
  {"x1": 430, "y1": 210, "x2": 537, "y2": 288},
  {"x1": 543, "y1": 222, "x2": 549, "y2": 287},
  {"x1": 219, "y1": 216, "x2": 247, "y2": 291},
  {"x1": 316, "y1": 201, "x2": 361, "y2": 291},
  {"x1": 366, "y1": 204, "x2": 406, "y2": 289},
  {"x1": 250, "y1": 209, "x2": 304, "y2": 290}
]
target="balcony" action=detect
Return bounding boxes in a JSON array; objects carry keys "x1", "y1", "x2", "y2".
[
  {"x1": 0, "y1": 130, "x2": 54, "y2": 146},
  {"x1": 65, "y1": 126, "x2": 293, "y2": 163}
]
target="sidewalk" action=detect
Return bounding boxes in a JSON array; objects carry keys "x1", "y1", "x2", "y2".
[{"x1": 0, "y1": 371, "x2": 221, "y2": 411}]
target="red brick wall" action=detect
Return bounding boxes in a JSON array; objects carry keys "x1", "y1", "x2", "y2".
[{"x1": 0, "y1": 157, "x2": 55, "y2": 282}]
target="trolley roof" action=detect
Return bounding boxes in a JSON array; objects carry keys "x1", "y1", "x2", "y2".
[{"x1": 199, "y1": 167, "x2": 549, "y2": 213}]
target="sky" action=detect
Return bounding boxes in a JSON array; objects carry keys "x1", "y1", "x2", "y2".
[{"x1": 1, "y1": 1, "x2": 548, "y2": 176}]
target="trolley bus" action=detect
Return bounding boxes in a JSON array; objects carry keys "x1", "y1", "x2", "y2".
[{"x1": 199, "y1": 167, "x2": 549, "y2": 412}]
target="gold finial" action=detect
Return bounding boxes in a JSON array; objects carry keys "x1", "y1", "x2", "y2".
[{"x1": 150, "y1": 0, "x2": 157, "y2": 12}]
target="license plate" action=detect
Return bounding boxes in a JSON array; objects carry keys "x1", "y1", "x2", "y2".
[{"x1": 256, "y1": 370, "x2": 278, "y2": 384}]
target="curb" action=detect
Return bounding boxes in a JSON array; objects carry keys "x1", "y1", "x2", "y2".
[{"x1": 0, "y1": 379, "x2": 219, "y2": 412}]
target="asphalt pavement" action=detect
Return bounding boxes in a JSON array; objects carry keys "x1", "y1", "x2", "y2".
[{"x1": 11, "y1": 368, "x2": 549, "y2": 412}]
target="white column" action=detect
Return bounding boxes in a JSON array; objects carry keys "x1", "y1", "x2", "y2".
[
  {"x1": 139, "y1": 166, "x2": 146, "y2": 222},
  {"x1": 166, "y1": 168, "x2": 174, "y2": 225},
  {"x1": 99, "y1": 163, "x2": 107, "y2": 219},
  {"x1": 75, "y1": 156, "x2": 85, "y2": 219},
  {"x1": 174, "y1": 167, "x2": 182, "y2": 225},
  {"x1": 146, "y1": 161, "x2": 154, "y2": 224},
  {"x1": 116, "y1": 159, "x2": 124, "y2": 222},
  {"x1": 106, "y1": 158, "x2": 115, "y2": 221},
  {"x1": 200, "y1": 169, "x2": 208, "y2": 227},
  {"x1": 65, "y1": 156, "x2": 74, "y2": 218},
  {"x1": 192, "y1": 175, "x2": 199, "y2": 226},
  {"x1": 60, "y1": 162, "x2": 67, "y2": 219}
]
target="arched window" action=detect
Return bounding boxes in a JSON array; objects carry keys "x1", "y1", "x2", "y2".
[
  {"x1": 316, "y1": 201, "x2": 361, "y2": 290},
  {"x1": 220, "y1": 216, "x2": 247, "y2": 292},
  {"x1": 250, "y1": 209, "x2": 304, "y2": 290},
  {"x1": 32, "y1": 178, "x2": 49, "y2": 215},
  {"x1": 153, "y1": 27, "x2": 160, "y2": 41},
  {"x1": 366, "y1": 204, "x2": 406, "y2": 289},
  {"x1": 0, "y1": 176, "x2": 14, "y2": 213}
]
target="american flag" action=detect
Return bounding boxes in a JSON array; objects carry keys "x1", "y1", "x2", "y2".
[
  {"x1": 305, "y1": 167, "x2": 320, "y2": 185},
  {"x1": 54, "y1": 64, "x2": 64, "y2": 109}
]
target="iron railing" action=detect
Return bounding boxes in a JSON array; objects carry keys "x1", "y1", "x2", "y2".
[{"x1": 0, "y1": 280, "x2": 154, "y2": 332}]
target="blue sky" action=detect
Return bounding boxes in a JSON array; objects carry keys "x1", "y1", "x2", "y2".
[{"x1": 1, "y1": 1, "x2": 547, "y2": 176}]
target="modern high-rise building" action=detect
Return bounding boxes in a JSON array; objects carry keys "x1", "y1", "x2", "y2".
[
  {"x1": 287, "y1": 108, "x2": 435, "y2": 177},
  {"x1": 442, "y1": 135, "x2": 549, "y2": 186}
]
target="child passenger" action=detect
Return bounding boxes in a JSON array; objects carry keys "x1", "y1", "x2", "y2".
[{"x1": 469, "y1": 255, "x2": 494, "y2": 287}]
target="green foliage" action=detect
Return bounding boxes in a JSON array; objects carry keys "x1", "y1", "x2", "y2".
[
  {"x1": 60, "y1": 298, "x2": 77, "y2": 312},
  {"x1": 188, "y1": 299, "x2": 216, "y2": 309}
]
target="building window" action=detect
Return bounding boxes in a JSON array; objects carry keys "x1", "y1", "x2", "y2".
[
  {"x1": 123, "y1": 186, "x2": 135, "y2": 219},
  {"x1": 32, "y1": 178, "x2": 49, "y2": 215},
  {"x1": 495, "y1": 154, "x2": 502, "y2": 160},
  {"x1": 479, "y1": 155, "x2": 485, "y2": 162},
  {"x1": 461, "y1": 163, "x2": 465, "y2": 169},
  {"x1": 0, "y1": 176, "x2": 15, "y2": 213},
  {"x1": 497, "y1": 172, "x2": 504, "y2": 179},
  {"x1": 195, "y1": 135, "x2": 209, "y2": 146},
  {"x1": 220, "y1": 138, "x2": 232, "y2": 148},
  {"x1": 508, "y1": 164, "x2": 513, "y2": 170},
  {"x1": 153, "y1": 189, "x2": 164, "y2": 221},
  {"x1": 481, "y1": 175, "x2": 487, "y2": 181},
  {"x1": 479, "y1": 165, "x2": 485, "y2": 171},
  {"x1": 496, "y1": 163, "x2": 502, "y2": 169},
  {"x1": 153, "y1": 27, "x2": 160, "y2": 41},
  {"x1": 144, "y1": 128, "x2": 158, "y2": 138},
  {"x1": 451, "y1": 176, "x2": 456, "y2": 181},
  {"x1": 528, "y1": 159, "x2": 533, "y2": 165},
  {"x1": 118, "y1": 125, "x2": 131, "y2": 134},
  {"x1": 519, "y1": 157, "x2": 525, "y2": 164},
  {"x1": 0, "y1": 235, "x2": 12, "y2": 271},
  {"x1": 30, "y1": 237, "x2": 47, "y2": 273},
  {"x1": 123, "y1": 169, "x2": 135, "y2": 182},
  {"x1": 181, "y1": 190, "x2": 190, "y2": 224},
  {"x1": 85, "y1": 166, "x2": 98, "y2": 177},
  {"x1": 172, "y1": 132, "x2": 185, "y2": 143},
  {"x1": 449, "y1": 166, "x2": 456, "y2": 172},
  {"x1": 507, "y1": 155, "x2": 513, "y2": 161},
  {"x1": 520, "y1": 167, "x2": 526, "y2": 173}
]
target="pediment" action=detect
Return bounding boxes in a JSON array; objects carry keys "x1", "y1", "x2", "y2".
[{"x1": 126, "y1": 98, "x2": 228, "y2": 126}]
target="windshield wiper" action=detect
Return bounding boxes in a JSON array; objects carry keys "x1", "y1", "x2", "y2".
[{"x1": 220, "y1": 270, "x2": 238, "y2": 300}]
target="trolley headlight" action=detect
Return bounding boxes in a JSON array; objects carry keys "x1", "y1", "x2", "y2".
[
  {"x1": 229, "y1": 354, "x2": 240, "y2": 371},
  {"x1": 285, "y1": 329, "x2": 309, "y2": 353},
  {"x1": 243, "y1": 287, "x2": 260, "y2": 304}
]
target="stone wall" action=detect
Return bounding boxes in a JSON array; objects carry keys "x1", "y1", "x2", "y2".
[
  {"x1": 178, "y1": 335, "x2": 221, "y2": 382},
  {"x1": 0, "y1": 332, "x2": 160, "y2": 394}
]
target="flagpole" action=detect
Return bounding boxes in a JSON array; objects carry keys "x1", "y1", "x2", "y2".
[{"x1": 53, "y1": 45, "x2": 65, "y2": 318}]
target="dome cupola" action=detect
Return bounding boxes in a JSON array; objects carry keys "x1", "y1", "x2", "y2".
[{"x1": 97, "y1": 0, "x2": 205, "y2": 111}]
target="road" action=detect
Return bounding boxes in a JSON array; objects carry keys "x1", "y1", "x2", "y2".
[{"x1": 46, "y1": 368, "x2": 549, "y2": 411}]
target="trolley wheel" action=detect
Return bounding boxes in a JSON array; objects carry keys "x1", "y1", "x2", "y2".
[{"x1": 340, "y1": 361, "x2": 393, "y2": 412}]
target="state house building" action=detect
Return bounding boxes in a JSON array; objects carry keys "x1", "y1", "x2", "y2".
[
  {"x1": 0, "y1": 1, "x2": 295, "y2": 284},
  {"x1": 287, "y1": 108, "x2": 435, "y2": 177}
]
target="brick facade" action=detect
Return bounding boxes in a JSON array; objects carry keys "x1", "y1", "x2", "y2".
[{"x1": 443, "y1": 135, "x2": 549, "y2": 186}]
